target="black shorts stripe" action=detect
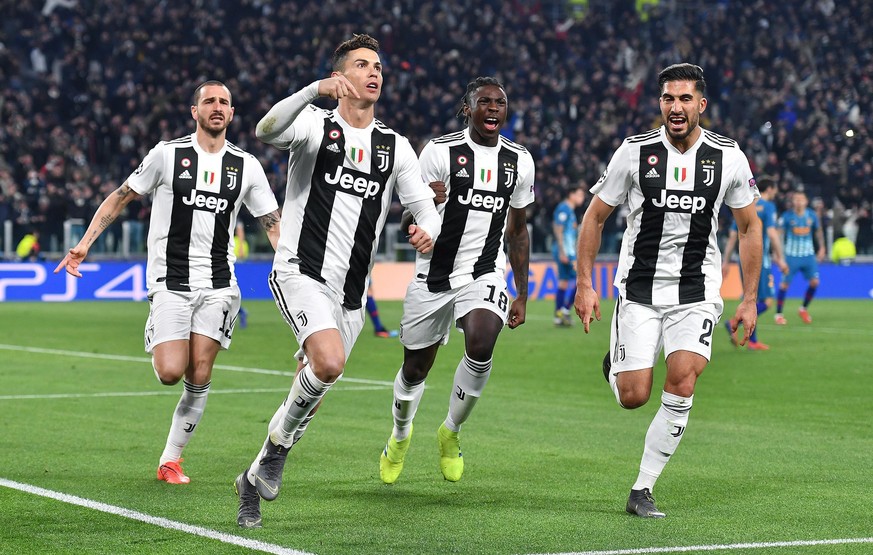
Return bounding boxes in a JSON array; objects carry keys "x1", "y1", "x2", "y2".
[{"x1": 268, "y1": 270, "x2": 298, "y2": 334}]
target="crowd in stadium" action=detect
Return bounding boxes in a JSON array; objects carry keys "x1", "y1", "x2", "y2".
[{"x1": 1, "y1": 0, "x2": 871, "y2": 258}]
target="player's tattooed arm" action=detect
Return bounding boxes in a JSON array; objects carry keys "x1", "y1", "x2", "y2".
[{"x1": 258, "y1": 209, "x2": 282, "y2": 251}]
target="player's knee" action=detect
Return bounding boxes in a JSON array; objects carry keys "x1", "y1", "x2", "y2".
[
  {"x1": 401, "y1": 362, "x2": 429, "y2": 384},
  {"x1": 152, "y1": 357, "x2": 185, "y2": 386},
  {"x1": 310, "y1": 356, "x2": 345, "y2": 383},
  {"x1": 617, "y1": 384, "x2": 650, "y2": 409}
]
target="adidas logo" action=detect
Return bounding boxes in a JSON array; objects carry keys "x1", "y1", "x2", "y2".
[
  {"x1": 178, "y1": 169, "x2": 192, "y2": 180},
  {"x1": 326, "y1": 143, "x2": 340, "y2": 153},
  {"x1": 645, "y1": 167, "x2": 660, "y2": 179},
  {"x1": 455, "y1": 168, "x2": 469, "y2": 178}
]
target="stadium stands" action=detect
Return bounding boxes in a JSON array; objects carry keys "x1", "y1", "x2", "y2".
[{"x1": 1, "y1": 0, "x2": 871, "y2": 257}]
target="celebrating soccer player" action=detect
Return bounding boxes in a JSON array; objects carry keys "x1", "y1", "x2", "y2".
[
  {"x1": 574, "y1": 63, "x2": 763, "y2": 518},
  {"x1": 377, "y1": 76, "x2": 535, "y2": 485},
  {"x1": 55, "y1": 81, "x2": 281, "y2": 486},
  {"x1": 234, "y1": 34, "x2": 441, "y2": 528}
]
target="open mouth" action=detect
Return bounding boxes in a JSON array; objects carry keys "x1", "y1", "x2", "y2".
[
  {"x1": 483, "y1": 117, "x2": 500, "y2": 131},
  {"x1": 366, "y1": 82, "x2": 379, "y2": 91}
]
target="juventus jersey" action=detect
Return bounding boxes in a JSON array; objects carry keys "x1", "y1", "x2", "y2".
[
  {"x1": 270, "y1": 106, "x2": 434, "y2": 309},
  {"x1": 592, "y1": 126, "x2": 759, "y2": 306},
  {"x1": 416, "y1": 129, "x2": 535, "y2": 292},
  {"x1": 127, "y1": 133, "x2": 278, "y2": 294}
]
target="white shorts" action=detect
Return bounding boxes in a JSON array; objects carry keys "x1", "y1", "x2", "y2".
[
  {"x1": 608, "y1": 296, "x2": 723, "y2": 373},
  {"x1": 400, "y1": 273, "x2": 509, "y2": 350},
  {"x1": 268, "y1": 269, "x2": 365, "y2": 362},
  {"x1": 144, "y1": 287, "x2": 241, "y2": 353}
]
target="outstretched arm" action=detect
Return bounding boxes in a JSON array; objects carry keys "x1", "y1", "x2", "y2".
[
  {"x1": 506, "y1": 206, "x2": 530, "y2": 329},
  {"x1": 574, "y1": 196, "x2": 615, "y2": 333},
  {"x1": 54, "y1": 182, "x2": 141, "y2": 277}
]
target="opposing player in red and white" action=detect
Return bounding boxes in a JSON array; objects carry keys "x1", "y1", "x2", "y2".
[
  {"x1": 55, "y1": 81, "x2": 281, "y2": 485},
  {"x1": 574, "y1": 63, "x2": 762, "y2": 518}
]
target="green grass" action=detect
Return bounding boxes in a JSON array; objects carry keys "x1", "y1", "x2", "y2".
[{"x1": 1, "y1": 299, "x2": 871, "y2": 554}]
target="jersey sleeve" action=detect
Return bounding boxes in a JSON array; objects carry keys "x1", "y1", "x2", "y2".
[
  {"x1": 269, "y1": 106, "x2": 321, "y2": 151},
  {"x1": 395, "y1": 138, "x2": 436, "y2": 206},
  {"x1": 510, "y1": 150, "x2": 535, "y2": 209},
  {"x1": 241, "y1": 154, "x2": 279, "y2": 217},
  {"x1": 418, "y1": 140, "x2": 447, "y2": 184},
  {"x1": 590, "y1": 139, "x2": 633, "y2": 207},
  {"x1": 723, "y1": 149, "x2": 760, "y2": 209},
  {"x1": 126, "y1": 141, "x2": 167, "y2": 195}
]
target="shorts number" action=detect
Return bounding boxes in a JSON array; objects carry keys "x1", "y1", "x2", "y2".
[
  {"x1": 699, "y1": 318, "x2": 714, "y2": 347},
  {"x1": 484, "y1": 284, "x2": 509, "y2": 312}
]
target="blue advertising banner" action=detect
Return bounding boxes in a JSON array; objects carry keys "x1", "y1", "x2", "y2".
[{"x1": 2, "y1": 261, "x2": 872, "y2": 301}]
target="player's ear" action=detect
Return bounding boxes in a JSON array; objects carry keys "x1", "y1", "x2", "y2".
[
  {"x1": 190, "y1": 104, "x2": 197, "y2": 121},
  {"x1": 699, "y1": 97, "x2": 708, "y2": 113}
]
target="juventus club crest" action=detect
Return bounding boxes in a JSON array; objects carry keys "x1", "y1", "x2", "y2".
[
  {"x1": 226, "y1": 165, "x2": 239, "y2": 190},
  {"x1": 700, "y1": 159, "x2": 716, "y2": 187},
  {"x1": 375, "y1": 144, "x2": 391, "y2": 172},
  {"x1": 502, "y1": 161, "x2": 516, "y2": 188}
]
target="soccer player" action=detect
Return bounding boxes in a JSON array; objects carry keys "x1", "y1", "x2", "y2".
[
  {"x1": 721, "y1": 178, "x2": 788, "y2": 350},
  {"x1": 551, "y1": 185, "x2": 586, "y2": 326},
  {"x1": 55, "y1": 81, "x2": 281, "y2": 485},
  {"x1": 774, "y1": 190, "x2": 826, "y2": 324},
  {"x1": 378, "y1": 76, "x2": 535, "y2": 485},
  {"x1": 367, "y1": 284, "x2": 398, "y2": 338},
  {"x1": 574, "y1": 63, "x2": 762, "y2": 518},
  {"x1": 234, "y1": 34, "x2": 441, "y2": 528}
]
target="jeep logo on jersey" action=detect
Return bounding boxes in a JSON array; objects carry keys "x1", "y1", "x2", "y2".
[
  {"x1": 181, "y1": 189, "x2": 229, "y2": 213},
  {"x1": 324, "y1": 166, "x2": 382, "y2": 200},
  {"x1": 457, "y1": 188, "x2": 505, "y2": 213},
  {"x1": 650, "y1": 189, "x2": 707, "y2": 214}
]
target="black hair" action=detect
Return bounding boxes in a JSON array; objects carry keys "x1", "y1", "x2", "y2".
[
  {"x1": 757, "y1": 177, "x2": 775, "y2": 193},
  {"x1": 456, "y1": 76, "x2": 504, "y2": 123},
  {"x1": 332, "y1": 34, "x2": 380, "y2": 72},
  {"x1": 192, "y1": 80, "x2": 230, "y2": 105},
  {"x1": 657, "y1": 63, "x2": 706, "y2": 95}
]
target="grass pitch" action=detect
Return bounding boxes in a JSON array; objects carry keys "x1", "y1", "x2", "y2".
[{"x1": 0, "y1": 299, "x2": 871, "y2": 554}]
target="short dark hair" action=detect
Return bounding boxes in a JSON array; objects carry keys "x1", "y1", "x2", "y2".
[
  {"x1": 456, "y1": 76, "x2": 505, "y2": 122},
  {"x1": 192, "y1": 80, "x2": 231, "y2": 105},
  {"x1": 757, "y1": 177, "x2": 775, "y2": 193},
  {"x1": 332, "y1": 34, "x2": 380, "y2": 72},
  {"x1": 657, "y1": 63, "x2": 706, "y2": 95}
]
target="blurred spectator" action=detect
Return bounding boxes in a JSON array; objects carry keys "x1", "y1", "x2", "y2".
[{"x1": 0, "y1": 0, "x2": 871, "y2": 257}]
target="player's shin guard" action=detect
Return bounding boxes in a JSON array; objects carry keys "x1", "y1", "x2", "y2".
[
  {"x1": 160, "y1": 380, "x2": 210, "y2": 464},
  {"x1": 445, "y1": 354, "x2": 491, "y2": 431},
  {"x1": 271, "y1": 364, "x2": 331, "y2": 447},
  {"x1": 392, "y1": 369, "x2": 425, "y2": 441},
  {"x1": 633, "y1": 391, "x2": 693, "y2": 492}
]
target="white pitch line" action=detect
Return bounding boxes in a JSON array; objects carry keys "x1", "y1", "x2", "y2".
[
  {"x1": 0, "y1": 385, "x2": 391, "y2": 401},
  {"x1": 525, "y1": 537, "x2": 873, "y2": 555},
  {"x1": 0, "y1": 343, "x2": 393, "y2": 386},
  {"x1": 0, "y1": 478, "x2": 314, "y2": 555}
]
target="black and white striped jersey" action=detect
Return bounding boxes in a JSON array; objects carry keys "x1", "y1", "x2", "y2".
[
  {"x1": 592, "y1": 126, "x2": 759, "y2": 306},
  {"x1": 415, "y1": 129, "x2": 535, "y2": 292},
  {"x1": 127, "y1": 133, "x2": 278, "y2": 294},
  {"x1": 270, "y1": 106, "x2": 434, "y2": 309}
]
